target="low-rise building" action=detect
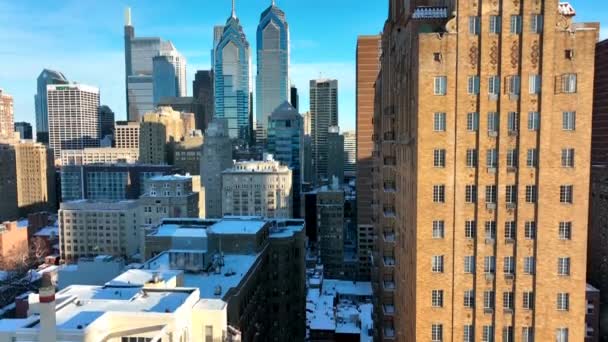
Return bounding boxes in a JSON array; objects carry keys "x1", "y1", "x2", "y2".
[
  {"x1": 60, "y1": 147, "x2": 139, "y2": 166},
  {"x1": 57, "y1": 255, "x2": 126, "y2": 290},
  {"x1": 13, "y1": 140, "x2": 56, "y2": 216},
  {"x1": 173, "y1": 131, "x2": 203, "y2": 175},
  {"x1": 139, "y1": 174, "x2": 199, "y2": 229}
]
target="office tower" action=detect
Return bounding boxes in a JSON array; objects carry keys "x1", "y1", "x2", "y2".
[
  {"x1": 0, "y1": 144, "x2": 18, "y2": 221},
  {"x1": 157, "y1": 96, "x2": 206, "y2": 131},
  {"x1": 98, "y1": 105, "x2": 115, "y2": 141},
  {"x1": 290, "y1": 84, "x2": 299, "y2": 111},
  {"x1": 139, "y1": 175, "x2": 199, "y2": 229},
  {"x1": 59, "y1": 200, "x2": 139, "y2": 262},
  {"x1": 0, "y1": 89, "x2": 14, "y2": 140},
  {"x1": 139, "y1": 106, "x2": 195, "y2": 165},
  {"x1": 193, "y1": 70, "x2": 214, "y2": 130},
  {"x1": 343, "y1": 130, "x2": 356, "y2": 179},
  {"x1": 214, "y1": 2, "x2": 251, "y2": 140},
  {"x1": 317, "y1": 181, "x2": 345, "y2": 278},
  {"x1": 60, "y1": 147, "x2": 139, "y2": 166},
  {"x1": 35, "y1": 69, "x2": 68, "y2": 143},
  {"x1": 14, "y1": 140, "x2": 56, "y2": 215},
  {"x1": 256, "y1": 0, "x2": 290, "y2": 141},
  {"x1": 152, "y1": 50, "x2": 187, "y2": 105},
  {"x1": 268, "y1": 101, "x2": 304, "y2": 218},
  {"x1": 124, "y1": 8, "x2": 185, "y2": 122},
  {"x1": 212, "y1": 25, "x2": 225, "y2": 67},
  {"x1": 47, "y1": 84, "x2": 100, "y2": 160},
  {"x1": 327, "y1": 126, "x2": 344, "y2": 185},
  {"x1": 114, "y1": 121, "x2": 140, "y2": 149},
  {"x1": 302, "y1": 135, "x2": 313, "y2": 187},
  {"x1": 14, "y1": 122, "x2": 33, "y2": 140},
  {"x1": 222, "y1": 155, "x2": 292, "y2": 218},
  {"x1": 310, "y1": 79, "x2": 338, "y2": 185},
  {"x1": 173, "y1": 130, "x2": 203, "y2": 175},
  {"x1": 356, "y1": 35, "x2": 381, "y2": 268},
  {"x1": 302, "y1": 111, "x2": 312, "y2": 135},
  {"x1": 372, "y1": 2, "x2": 597, "y2": 341},
  {"x1": 200, "y1": 119, "x2": 233, "y2": 218}
]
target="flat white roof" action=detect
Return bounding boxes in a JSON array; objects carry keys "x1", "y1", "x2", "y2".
[
  {"x1": 105, "y1": 269, "x2": 181, "y2": 287},
  {"x1": 150, "y1": 224, "x2": 207, "y2": 238},
  {"x1": 322, "y1": 279, "x2": 373, "y2": 297},
  {"x1": 208, "y1": 218, "x2": 266, "y2": 235}
]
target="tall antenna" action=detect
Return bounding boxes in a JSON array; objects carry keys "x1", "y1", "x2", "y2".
[
  {"x1": 231, "y1": 0, "x2": 236, "y2": 18},
  {"x1": 272, "y1": 0, "x2": 276, "y2": 6},
  {"x1": 125, "y1": 7, "x2": 132, "y2": 26}
]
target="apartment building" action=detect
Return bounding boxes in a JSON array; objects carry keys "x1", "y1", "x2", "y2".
[
  {"x1": 372, "y1": 1, "x2": 597, "y2": 341},
  {"x1": 114, "y1": 121, "x2": 140, "y2": 149},
  {"x1": 139, "y1": 174, "x2": 199, "y2": 228},
  {"x1": 139, "y1": 106, "x2": 195, "y2": 165},
  {"x1": 13, "y1": 140, "x2": 56, "y2": 215}
]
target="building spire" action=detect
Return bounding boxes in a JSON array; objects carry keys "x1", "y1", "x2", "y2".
[
  {"x1": 272, "y1": 0, "x2": 276, "y2": 6},
  {"x1": 125, "y1": 7, "x2": 132, "y2": 26},
  {"x1": 231, "y1": 0, "x2": 236, "y2": 18}
]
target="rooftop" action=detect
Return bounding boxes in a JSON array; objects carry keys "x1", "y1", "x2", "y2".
[
  {"x1": 208, "y1": 217, "x2": 268, "y2": 235},
  {"x1": 149, "y1": 174, "x2": 193, "y2": 182},
  {"x1": 149, "y1": 224, "x2": 207, "y2": 239},
  {"x1": 106, "y1": 269, "x2": 181, "y2": 287}
]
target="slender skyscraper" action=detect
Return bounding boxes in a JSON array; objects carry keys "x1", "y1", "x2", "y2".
[
  {"x1": 310, "y1": 79, "x2": 338, "y2": 185},
  {"x1": 290, "y1": 84, "x2": 299, "y2": 111},
  {"x1": 213, "y1": 1, "x2": 251, "y2": 140},
  {"x1": 0, "y1": 89, "x2": 14, "y2": 140},
  {"x1": 256, "y1": 0, "x2": 290, "y2": 141},
  {"x1": 35, "y1": 69, "x2": 68, "y2": 143},
  {"x1": 193, "y1": 70, "x2": 214, "y2": 130}
]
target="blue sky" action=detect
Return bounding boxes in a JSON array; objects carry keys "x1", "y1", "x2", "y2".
[{"x1": 0, "y1": 0, "x2": 606, "y2": 133}]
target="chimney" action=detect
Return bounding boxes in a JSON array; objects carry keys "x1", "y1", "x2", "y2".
[{"x1": 38, "y1": 273, "x2": 56, "y2": 342}]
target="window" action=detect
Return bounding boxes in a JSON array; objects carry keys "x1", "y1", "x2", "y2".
[
  {"x1": 556, "y1": 328, "x2": 569, "y2": 342},
  {"x1": 522, "y1": 328, "x2": 534, "y2": 342},
  {"x1": 485, "y1": 221, "x2": 496, "y2": 240},
  {"x1": 562, "y1": 111, "x2": 576, "y2": 130},
  {"x1": 507, "y1": 149, "x2": 518, "y2": 168},
  {"x1": 487, "y1": 112, "x2": 499, "y2": 135},
  {"x1": 561, "y1": 148, "x2": 574, "y2": 167},
  {"x1": 464, "y1": 256, "x2": 475, "y2": 273},
  {"x1": 434, "y1": 76, "x2": 447, "y2": 95},
  {"x1": 486, "y1": 185, "x2": 497, "y2": 203},
  {"x1": 434, "y1": 149, "x2": 446, "y2": 167},
  {"x1": 565, "y1": 49, "x2": 575, "y2": 59},
  {"x1": 504, "y1": 222, "x2": 516, "y2": 240},
  {"x1": 510, "y1": 15, "x2": 522, "y2": 34},
  {"x1": 465, "y1": 221, "x2": 476, "y2": 239},
  {"x1": 464, "y1": 290, "x2": 475, "y2": 308},
  {"x1": 483, "y1": 291, "x2": 495, "y2": 309},
  {"x1": 468, "y1": 76, "x2": 480, "y2": 94},
  {"x1": 432, "y1": 324, "x2": 443, "y2": 342},
  {"x1": 531, "y1": 14, "x2": 544, "y2": 33},
  {"x1": 489, "y1": 76, "x2": 500, "y2": 97},
  {"x1": 465, "y1": 185, "x2": 477, "y2": 203},
  {"x1": 464, "y1": 325, "x2": 474, "y2": 342},
  {"x1": 557, "y1": 293, "x2": 570, "y2": 311},
  {"x1": 526, "y1": 149, "x2": 538, "y2": 168},
  {"x1": 523, "y1": 292, "x2": 535, "y2": 310},
  {"x1": 469, "y1": 16, "x2": 481, "y2": 35},
  {"x1": 432, "y1": 290, "x2": 444, "y2": 307},
  {"x1": 486, "y1": 149, "x2": 498, "y2": 168},
  {"x1": 434, "y1": 112, "x2": 447, "y2": 131},
  {"x1": 434, "y1": 52, "x2": 442, "y2": 62},
  {"x1": 503, "y1": 292, "x2": 514, "y2": 311},
  {"x1": 560, "y1": 185, "x2": 573, "y2": 204},
  {"x1": 483, "y1": 325, "x2": 494, "y2": 342},
  {"x1": 466, "y1": 149, "x2": 478, "y2": 167},
  {"x1": 558, "y1": 257, "x2": 571, "y2": 276},
  {"x1": 503, "y1": 326, "x2": 514, "y2": 342},
  {"x1": 507, "y1": 112, "x2": 518, "y2": 133},
  {"x1": 525, "y1": 221, "x2": 536, "y2": 240},
  {"x1": 433, "y1": 220, "x2": 445, "y2": 239},
  {"x1": 503, "y1": 256, "x2": 515, "y2": 274},
  {"x1": 507, "y1": 76, "x2": 521, "y2": 96},
  {"x1": 525, "y1": 185, "x2": 537, "y2": 203},
  {"x1": 506, "y1": 185, "x2": 517, "y2": 204},
  {"x1": 559, "y1": 222, "x2": 572, "y2": 240},
  {"x1": 205, "y1": 326, "x2": 213, "y2": 342},
  {"x1": 433, "y1": 185, "x2": 446, "y2": 203},
  {"x1": 524, "y1": 256, "x2": 535, "y2": 275},
  {"x1": 489, "y1": 15, "x2": 501, "y2": 33},
  {"x1": 484, "y1": 256, "x2": 496, "y2": 273},
  {"x1": 529, "y1": 74, "x2": 541, "y2": 94},
  {"x1": 432, "y1": 255, "x2": 444, "y2": 273},
  {"x1": 467, "y1": 112, "x2": 479, "y2": 131},
  {"x1": 528, "y1": 111, "x2": 540, "y2": 130},
  {"x1": 561, "y1": 74, "x2": 577, "y2": 93}
]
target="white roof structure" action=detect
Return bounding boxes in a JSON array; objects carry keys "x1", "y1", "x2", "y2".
[{"x1": 208, "y1": 218, "x2": 267, "y2": 235}]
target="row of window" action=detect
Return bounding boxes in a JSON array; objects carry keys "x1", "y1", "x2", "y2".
[
  {"x1": 432, "y1": 324, "x2": 568, "y2": 342},
  {"x1": 433, "y1": 148, "x2": 576, "y2": 168},
  {"x1": 434, "y1": 73, "x2": 577, "y2": 96},
  {"x1": 467, "y1": 14, "x2": 543, "y2": 35},
  {"x1": 432, "y1": 289, "x2": 537, "y2": 310},
  {"x1": 431, "y1": 220, "x2": 573, "y2": 240},
  {"x1": 432, "y1": 255, "x2": 571, "y2": 277},
  {"x1": 432, "y1": 185, "x2": 574, "y2": 204},
  {"x1": 432, "y1": 111, "x2": 576, "y2": 132}
]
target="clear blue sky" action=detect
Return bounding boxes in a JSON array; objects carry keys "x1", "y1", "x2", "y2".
[{"x1": 0, "y1": 0, "x2": 605, "y2": 133}]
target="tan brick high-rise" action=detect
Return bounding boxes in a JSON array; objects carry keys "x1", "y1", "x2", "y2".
[{"x1": 372, "y1": 1, "x2": 598, "y2": 341}]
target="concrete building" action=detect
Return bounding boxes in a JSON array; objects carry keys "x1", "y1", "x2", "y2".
[
  {"x1": 60, "y1": 164, "x2": 176, "y2": 202},
  {"x1": 35, "y1": 69, "x2": 68, "y2": 143},
  {"x1": 14, "y1": 122, "x2": 32, "y2": 140},
  {"x1": 158, "y1": 96, "x2": 206, "y2": 131},
  {"x1": 214, "y1": 2, "x2": 252, "y2": 140},
  {"x1": 255, "y1": 1, "x2": 290, "y2": 142},
  {"x1": 316, "y1": 182, "x2": 345, "y2": 279},
  {"x1": 13, "y1": 140, "x2": 56, "y2": 215},
  {"x1": 139, "y1": 106, "x2": 195, "y2": 165},
  {"x1": 267, "y1": 101, "x2": 304, "y2": 218},
  {"x1": 114, "y1": 121, "x2": 140, "y2": 149},
  {"x1": 0, "y1": 221, "x2": 29, "y2": 269},
  {"x1": 60, "y1": 147, "x2": 139, "y2": 166},
  {"x1": 327, "y1": 126, "x2": 344, "y2": 185},
  {"x1": 310, "y1": 79, "x2": 338, "y2": 185},
  {"x1": 0, "y1": 144, "x2": 18, "y2": 221},
  {"x1": 47, "y1": 84, "x2": 100, "y2": 160},
  {"x1": 139, "y1": 175, "x2": 199, "y2": 230},
  {"x1": 59, "y1": 200, "x2": 140, "y2": 262},
  {"x1": 222, "y1": 155, "x2": 292, "y2": 218},
  {"x1": 343, "y1": 130, "x2": 356, "y2": 180},
  {"x1": 200, "y1": 119, "x2": 233, "y2": 218},
  {"x1": 193, "y1": 70, "x2": 214, "y2": 131},
  {"x1": 0, "y1": 89, "x2": 14, "y2": 140},
  {"x1": 173, "y1": 131, "x2": 203, "y2": 175},
  {"x1": 143, "y1": 217, "x2": 306, "y2": 341},
  {"x1": 371, "y1": 2, "x2": 598, "y2": 341}
]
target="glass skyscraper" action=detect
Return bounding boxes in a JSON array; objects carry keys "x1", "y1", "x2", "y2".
[
  {"x1": 213, "y1": 3, "x2": 251, "y2": 140},
  {"x1": 256, "y1": 1, "x2": 290, "y2": 141},
  {"x1": 153, "y1": 50, "x2": 187, "y2": 105},
  {"x1": 35, "y1": 69, "x2": 68, "y2": 143}
]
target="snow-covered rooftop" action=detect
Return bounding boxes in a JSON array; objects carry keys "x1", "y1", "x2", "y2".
[
  {"x1": 149, "y1": 224, "x2": 207, "y2": 238},
  {"x1": 149, "y1": 174, "x2": 192, "y2": 182},
  {"x1": 208, "y1": 218, "x2": 267, "y2": 235},
  {"x1": 105, "y1": 269, "x2": 181, "y2": 287},
  {"x1": 322, "y1": 279, "x2": 373, "y2": 298},
  {"x1": 34, "y1": 226, "x2": 58, "y2": 237}
]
